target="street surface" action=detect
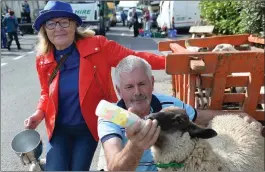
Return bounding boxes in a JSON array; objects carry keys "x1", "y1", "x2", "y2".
[{"x1": 1, "y1": 24, "x2": 189, "y2": 171}]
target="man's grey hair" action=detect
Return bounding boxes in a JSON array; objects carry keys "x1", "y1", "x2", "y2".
[{"x1": 114, "y1": 55, "x2": 153, "y2": 88}]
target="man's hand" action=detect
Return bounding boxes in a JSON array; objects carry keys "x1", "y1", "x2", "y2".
[
  {"x1": 126, "y1": 107, "x2": 161, "y2": 151},
  {"x1": 101, "y1": 107, "x2": 161, "y2": 171}
]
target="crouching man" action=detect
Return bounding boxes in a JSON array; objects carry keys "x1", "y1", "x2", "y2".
[{"x1": 97, "y1": 55, "x2": 198, "y2": 171}]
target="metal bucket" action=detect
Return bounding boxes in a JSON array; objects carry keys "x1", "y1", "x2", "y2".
[{"x1": 11, "y1": 130, "x2": 43, "y2": 166}]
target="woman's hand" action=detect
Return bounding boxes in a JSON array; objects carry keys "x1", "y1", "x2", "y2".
[{"x1": 24, "y1": 109, "x2": 45, "y2": 129}]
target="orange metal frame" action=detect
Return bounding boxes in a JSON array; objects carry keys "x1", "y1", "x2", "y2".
[{"x1": 158, "y1": 34, "x2": 264, "y2": 121}]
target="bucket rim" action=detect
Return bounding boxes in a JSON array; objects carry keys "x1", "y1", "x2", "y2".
[{"x1": 11, "y1": 129, "x2": 42, "y2": 154}]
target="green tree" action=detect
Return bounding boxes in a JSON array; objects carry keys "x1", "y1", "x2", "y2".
[
  {"x1": 238, "y1": 0, "x2": 265, "y2": 34},
  {"x1": 199, "y1": 0, "x2": 264, "y2": 35},
  {"x1": 199, "y1": 0, "x2": 242, "y2": 35}
]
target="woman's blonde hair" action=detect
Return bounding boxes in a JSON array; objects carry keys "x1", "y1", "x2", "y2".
[{"x1": 35, "y1": 24, "x2": 95, "y2": 56}]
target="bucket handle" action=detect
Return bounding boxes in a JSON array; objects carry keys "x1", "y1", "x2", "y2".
[{"x1": 19, "y1": 153, "x2": 26, "y2": 166}]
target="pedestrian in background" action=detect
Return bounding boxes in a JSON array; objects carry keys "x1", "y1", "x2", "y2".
[
  {"x1": 143, "y1": 7, "x2": 151, "y2": 32},
  {"x1": 2, "y1": 10, "x2": 21, "y2": 51},
  {"x1": 22, "y1": 0, "x2": 31, "y2": 23},
  {"x1": 132, "y1": 7, "x2": 140, "y2": 37},
  {"x1": 121, "y1": 10, "x2": 127, "y2": 26},
  {"x1": 24, "y1": 1, "x2": 165, "y2": 171},
  {"x1": 1, "y1": 14, "x2": 7, "y2": 49}
]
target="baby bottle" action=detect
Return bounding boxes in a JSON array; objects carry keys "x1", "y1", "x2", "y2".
[{"x1": 96, "y1": 100, "x2": 144, "y2": 128}]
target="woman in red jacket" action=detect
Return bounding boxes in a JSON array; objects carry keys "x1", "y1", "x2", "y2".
[{"x1": 24, "y1": 1, "x2": 165, "y2": 171}]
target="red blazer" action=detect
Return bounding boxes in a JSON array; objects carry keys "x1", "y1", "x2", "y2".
[{"x1": 36, "y1": 35, "x2": 165, "y2": 141}]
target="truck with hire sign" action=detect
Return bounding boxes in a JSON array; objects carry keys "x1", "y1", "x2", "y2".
[{"x1": 69, "y1": 1, "x2": 110, "y2": 36}]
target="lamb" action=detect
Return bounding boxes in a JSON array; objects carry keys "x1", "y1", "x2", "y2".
[
  {"x1": 187, "y1": 43, "x2": 246, "y2": 109},
  {"x1": 148, "y1": 107, "x2": 264, "y2": 172}
]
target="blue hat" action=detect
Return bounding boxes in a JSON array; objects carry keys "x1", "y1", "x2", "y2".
[{"x1": 33, "y1": 1, "x2": 82, "y2": 31}]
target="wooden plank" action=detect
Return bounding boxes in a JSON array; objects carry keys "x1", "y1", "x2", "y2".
[
  {"x1": 223, "y1": 93, "x2": 245, "y2": 103},
  {"x1": 184, "y1": 34, "x2": 249, "y2": 49},
  {"x1": 189, "y1": 25, "x2": 214, "y2": 34},
  {"x1": 183, "y1": 74, "x2": 188, "y2": 103},
  {"x1": 188, "y1": 75, "x2": 196, "y2": 107},
  {"x1": 169, "y1": 43, "x2": 189, "y2": 100},
  {"x1": 159, "y1": 34, "x2": 249, "y2": 51},
  {"x1": 182, "y1": 75, "x2": 186, "y2": 103},
  {"x1": 178, "y1": 75, "x2": 184, "y2": 100},
  {"x1": 159, "y1": 40, "x2": 185, "y2": 51},
  {"x1": 185, "y1": 74, "x2": 189, "y2": 103},
  {"x1": 176, "y1": 75, "x2": 180, "y2": 98},
  {"x1": 175, "y1": 75, "x2": 179, "y2": 94},
  {"x1": 166, "y1": 52, "x2": 263, "y2": 74},
  {"x1": 190, "y1": 59, "x2": 206, "y2": 72},
  {"x1": 258, "y1": 94, "x2": 264, "y2": 104},
  {"x1": 171, "y1": 75, "x2": 176, "y2": 97},
  {"x1": 201, "y1": 76, "x2": 249, "y2": 88},
  {"x1": 252, "y1": 110, "x2": 265, "y2": 121},
  {"x1": 243, "y1": 55, "x2": 264, "y2": 115},
  {"x1": 170, "y1": 43, "x2": 188, "y2": 53},
  {"x1": 209, "y1": 54, "x2": 230, "y2": 109},
  {"x1": 248, "y1": 35, "x2": 265, "y2": 44},
  {"x1": 226, "y1": 76, "x2": 249, "y2": 87}
]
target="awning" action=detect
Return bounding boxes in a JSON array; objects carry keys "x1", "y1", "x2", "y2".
[{"x1": 107, "y1": 2, "x2": 115, "y2": 9}]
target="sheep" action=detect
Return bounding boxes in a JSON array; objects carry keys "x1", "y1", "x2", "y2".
[
  {"x1": 186, "y1": 43, "x2": 240, "y2": 109},
  {"x1": 148, "y1": 107, "x2": 264, "y2": 172},
  {"x1": 186, "y1": 43, "x2": 253, "y2": 110}
]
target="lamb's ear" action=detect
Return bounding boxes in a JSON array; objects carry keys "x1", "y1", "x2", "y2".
[{"x1": 187, "y1": 123, "x2": 217, "y2": 139}]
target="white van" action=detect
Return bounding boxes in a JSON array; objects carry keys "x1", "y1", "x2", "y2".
[
  {"x1": 70, "y1": 1, "x2": 109, "y2": 35},
  {"x1": 157, "y1": 1, "x2": 200, "y2": 29}
]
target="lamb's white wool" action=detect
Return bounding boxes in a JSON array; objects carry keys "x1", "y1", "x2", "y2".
[
  {"x1": 212, "y1": 44, "x2": 237, "y2": 52},
  {"x1": 151, "y1": 132, "x2": 230, "y2": 171},
  {"x1": 151, "y1": 131, "x2": 196, "y2": 164},
  {"x1": 150, "y1": 109, "x2": 264, "y2": 172},
  {"x1": 207, "y1": 114, "x2": 264, "y2": 171}
]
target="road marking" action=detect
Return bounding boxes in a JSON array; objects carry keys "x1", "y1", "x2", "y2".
[
  {"x1": 1, "y1": 63, "x2": 7, "y2": 66},
  {"x1": 13, "y1": 54, "x2": 26, "y2": 60},
  {"x1": 12, "y1": 51, "x2": 35, "y2": 60}
]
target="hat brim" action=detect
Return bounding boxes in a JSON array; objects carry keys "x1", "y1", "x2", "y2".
[{"x1": 33, "y1": 10, "x2": 82, "y2": 31}]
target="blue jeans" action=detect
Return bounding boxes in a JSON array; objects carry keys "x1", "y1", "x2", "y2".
[{"x1": 45, "y1": 123, "x2": 98, "y2": 171}]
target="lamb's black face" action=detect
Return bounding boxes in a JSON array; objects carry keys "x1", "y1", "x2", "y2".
[
  {"x1": 147, "y1": 107, "x2": 190, "y2": 133},
  {"x1": 147, "y1": 106, "x2": 217, "y2": 139}
]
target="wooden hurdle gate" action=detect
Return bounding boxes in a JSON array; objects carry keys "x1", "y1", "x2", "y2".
[{"x1": 158, "y1": 34, "x2": 264, "y2": 121}]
